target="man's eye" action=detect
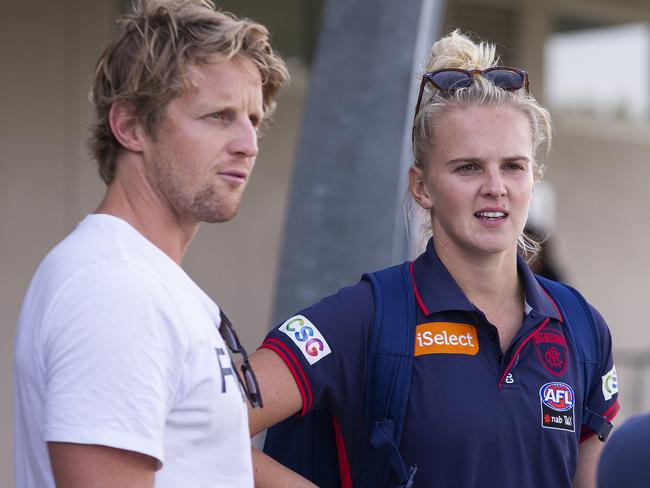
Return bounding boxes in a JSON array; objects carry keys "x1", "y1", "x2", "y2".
[
  {"x1": 249, "y1": 115, "x2": 261, "y2": 128},
  {"x1": 504, "y1": 162, "x2": 524, "y2": 170},
  {"x1": 455, "y1": 164, "x2": 478, "y2": 172},
  {"x1": 207, "y1": 110, "x2": 234, "y2": 121}
]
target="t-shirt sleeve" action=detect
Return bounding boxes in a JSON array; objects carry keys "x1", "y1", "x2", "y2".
[
  {"x1": 260, "y1": 281, "x2": 374, "y2": 416},
  {"x1": 580, "y1": 305, "x2": 620, "y2": 442},
  {"x1": 40, "y1": 262, "x2": 188, "y2": 465}
]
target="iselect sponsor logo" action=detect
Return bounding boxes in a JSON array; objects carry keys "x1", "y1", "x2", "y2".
[{"x1": 414, "y1": 322, "x2": 479, "y2": 356}]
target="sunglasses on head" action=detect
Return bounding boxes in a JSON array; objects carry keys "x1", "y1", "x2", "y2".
[
  {"x1": 219, "y1": 310, "x2": 263, "y2": 408},
  {"x1": 413, "y1": 66, "x2": 529, "y2": 119}
]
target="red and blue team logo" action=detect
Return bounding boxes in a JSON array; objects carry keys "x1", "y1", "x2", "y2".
[
  {"x1": 539, "y1": 382, "x2": 574, "y2": 411},
  {"x1": 533, "y1": 329, "x2": 568, "y2": 377}
]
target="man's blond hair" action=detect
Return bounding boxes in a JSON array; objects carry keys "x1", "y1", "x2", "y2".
[{"x1": 90, "y1": 0, "x2": 289, "y2": 184}]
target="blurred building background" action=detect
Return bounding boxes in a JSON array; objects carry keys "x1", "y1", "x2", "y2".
[{"x1": 2, "y1": 0, "x2": 650, "y2": 485}]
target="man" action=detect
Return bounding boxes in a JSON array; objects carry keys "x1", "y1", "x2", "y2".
[{"x1": 13, "y1": 1, "x2": 288, "y2": 486}]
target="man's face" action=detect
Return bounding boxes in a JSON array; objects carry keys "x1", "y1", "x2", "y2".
[{"x1": 143, "y1": 57, "x2": 263, "y2": 224}]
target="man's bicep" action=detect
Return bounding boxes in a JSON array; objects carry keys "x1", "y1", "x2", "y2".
[
  {"x1": 42, "y1": 264, "x2": 185, "y2": 459},
  {"x1": 48, "y1": 442, "x2": 156, "y2": 488},
  {"x1": 246, "y1": 348, "x2": 303, "y2": 436}
]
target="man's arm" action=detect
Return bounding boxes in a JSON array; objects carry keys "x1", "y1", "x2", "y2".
[
  {"x1": 573, "y1": 436, "x2": 605, "y2": 488},
  {"x1": 245, "y1": 348, "x2": 317, "y2": 488},
  {"x1": 48, "y1": 443, "x2": 156, "y2": 488}
]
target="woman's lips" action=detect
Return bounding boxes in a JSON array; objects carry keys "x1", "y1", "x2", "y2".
[{"x1": 474, "y1": 209, "x2": 508, "y2": 224}]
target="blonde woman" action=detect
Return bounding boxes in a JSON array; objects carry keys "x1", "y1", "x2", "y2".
[{"x1": 248, "y1": 31, "x2": 619, "y2": 488}]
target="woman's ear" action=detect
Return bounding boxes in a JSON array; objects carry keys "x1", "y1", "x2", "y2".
[{"x1": 408, "y1": 166, "x2": 433, "y2": 210}]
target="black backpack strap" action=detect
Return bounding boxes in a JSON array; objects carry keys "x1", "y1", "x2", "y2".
[
  {"x1": 359, "y1": 262, "x2": 418, "y2": 487},
  {"x1": 536, "y1": 277, "x2": 613, "y2": 441}
]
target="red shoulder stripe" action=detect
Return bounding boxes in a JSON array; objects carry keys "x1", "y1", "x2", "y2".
[
  {"x1": 409, "y1": 261, "x2": 429, "y2": 315},
  {"x1": 260, "y1": 338, "x2": 314, "y2": 415}
]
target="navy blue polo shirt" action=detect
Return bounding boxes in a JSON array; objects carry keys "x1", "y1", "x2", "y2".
[{"x1": 262, "y1": 240, "x2": 619, "y2": 487}]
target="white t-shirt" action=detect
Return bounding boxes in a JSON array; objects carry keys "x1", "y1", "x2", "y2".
[{"x1": 14, "y1": 214, "x2": 254, "y2": 487}]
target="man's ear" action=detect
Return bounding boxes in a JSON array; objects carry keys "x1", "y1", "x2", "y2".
[
  {"x1": 408, "y1": 166, "x2": 433, "y2": 210},
  {"x1": 108, "y1": 102, "x2": 146, "y2": 153}
]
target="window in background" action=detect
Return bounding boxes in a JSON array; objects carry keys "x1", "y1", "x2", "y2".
[{"x1": 545, "y1": 21, "x2": 650, "y2": 123}]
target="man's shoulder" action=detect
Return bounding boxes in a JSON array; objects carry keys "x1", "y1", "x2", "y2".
[
  {"x1": 35, "y1": 214, "x2": 185, "y2": 295},
  {"x1": 19, "y1": 214, "x2": 214, "y2": 345},
  {"x1": 23, "y1": 217, "x2": 180, "y2": 322},
  {"x1": 36, "y1": 233, "x2": 150, "y2": 292}
]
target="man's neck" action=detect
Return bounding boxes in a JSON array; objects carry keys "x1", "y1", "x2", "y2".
[{"x1": 95, "y1": 164, "x2": 199, "y2": 264}]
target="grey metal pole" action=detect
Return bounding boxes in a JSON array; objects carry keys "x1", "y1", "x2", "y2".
[{"x1": 273, "y1": 0, "x2": 444, "y2": 322}]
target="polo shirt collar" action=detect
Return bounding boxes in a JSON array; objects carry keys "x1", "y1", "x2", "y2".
[{"x1": 411, "y1": 239, "x2": 561, "y2": 321}]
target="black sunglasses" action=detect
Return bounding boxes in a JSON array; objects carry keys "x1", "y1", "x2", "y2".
[
  {"x1": 414, "y1": 66, "x2": 529, "y2": 119},
  {"x1": 218, "y1": 310, "x2": 263, "y2": 408}
]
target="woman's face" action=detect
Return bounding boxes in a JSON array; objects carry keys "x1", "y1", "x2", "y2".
[{"x1": 409, "y1": 105, "x2": 535, "y2": 261}]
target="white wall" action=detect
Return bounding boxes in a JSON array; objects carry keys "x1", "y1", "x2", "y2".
[
  {"x1": 1, "y1": 2, "x2": 119, "y2": 484},
  {"x1": 548, "y1": 114, "x2": 650, "y2": 417}
]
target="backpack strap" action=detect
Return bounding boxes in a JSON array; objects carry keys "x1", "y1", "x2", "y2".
[
  {"x1": 359, "y1": 262, "x2": 418, "y2": 488},
  {"x1": 536, "y1": 276, "x2": 613, "y2": 441}
]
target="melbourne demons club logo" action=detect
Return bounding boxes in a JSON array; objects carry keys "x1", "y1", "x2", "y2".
[{"x1": 533, "y1": 327, "x2": 568, "y2": 376}]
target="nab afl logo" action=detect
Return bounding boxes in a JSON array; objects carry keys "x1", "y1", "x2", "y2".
[{"x1": 540, "y1": 382, "x2": 575, "y2": 411}]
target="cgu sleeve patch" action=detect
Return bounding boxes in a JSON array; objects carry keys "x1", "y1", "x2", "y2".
[{"x1": 601, "y1": 365, "x2": 618, "y2": 401}]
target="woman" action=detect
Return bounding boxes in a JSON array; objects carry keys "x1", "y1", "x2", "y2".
[{"x1": 246, "y1": 31, "x2": 619, "y2": 487}]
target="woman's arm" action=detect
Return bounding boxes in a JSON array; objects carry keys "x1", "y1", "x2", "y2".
[
  {"x1": 245, "y1": 348, "x2": 318, "y2": 487},
  {"x1": 251, "y1": 448, "x2": 317, "y2": 488},
  {"x1": 573, "y1": 436, "x2": 605, "y2": 488},
  {"x1": 247, "y1": 348, "x2": 302, "y2": 436}
]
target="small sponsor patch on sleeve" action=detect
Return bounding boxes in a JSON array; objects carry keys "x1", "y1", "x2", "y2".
[
  {"x1": 278, "y1": 315, "x2": 332, "y2": 365},
  {"x1": 601, "y1": 365, "x2": 618, "y2": 401}
]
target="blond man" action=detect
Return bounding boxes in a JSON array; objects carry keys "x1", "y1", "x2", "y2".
[{"x1": 13, "y1": 1, "x2": 288, "y2": 486}]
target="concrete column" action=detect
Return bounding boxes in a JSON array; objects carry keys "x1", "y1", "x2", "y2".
[{"x1": 273, "y1": 0, "x2": 444, "y2": 321}]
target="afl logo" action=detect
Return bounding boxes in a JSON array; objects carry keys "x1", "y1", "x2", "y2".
[{"x1": 539, "y1": 382, "x2": 575, "y2": 411}]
